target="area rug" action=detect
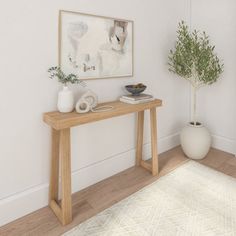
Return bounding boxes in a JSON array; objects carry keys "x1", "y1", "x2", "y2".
[{"x1": 64, "y1": 161, "x2": 236, "y2": 236}]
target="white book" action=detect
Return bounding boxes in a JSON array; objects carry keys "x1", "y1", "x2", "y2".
[
  {"x1": 121, "y1": 94, "x2": 153, "y2": 101},
  {"x1": 120, "y1": 97, "x2": 155, "y2": 104}
]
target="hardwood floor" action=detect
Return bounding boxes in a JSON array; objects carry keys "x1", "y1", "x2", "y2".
[{"x1": 0, "y1": 146, "x2": 235, "y2": 236}]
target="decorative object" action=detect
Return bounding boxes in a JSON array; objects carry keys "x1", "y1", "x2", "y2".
[
  {"x1": 180, "y1": 122, "x2": 211, "y2": 159},
  {"x1": 80, "y1": 90, "x2": 98, "y2": 109},
  {"x1": 43, "y1": 99, "x2": 162, "y2": 225},
  {"x1": 57, "y1": 86, "x2": 74, "y2": 113},
  {"x1": 91, "y1": 105, "x2": 114, "y2": 113},
  {"x1": 63, "y1": 161, "x2": 236, "y2": 235},
  {"x1": 75, "y1": 89, "x2": 98, "y2": 113},
  {"x1": 75, "y1": 99, "x2": 90, "y2": 113},
  {"x1": 59, "y1": 10, "x2": 133, "y2": 80},
  {"x1": 48, "y1": 66, "x2": 85, "y2": 113},
  {"x1": 168, "y1": 21, "x2": 223, "y2": 159},
  {"x1": 125, "y1": 83, "x2": 146, "y2": 95}
]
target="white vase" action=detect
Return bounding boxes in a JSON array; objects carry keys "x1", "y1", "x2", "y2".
[
  {"x1": 180, "y1": 122, "x2": 211, "y2": 160},
  {"x1": 57, "y1": 86, "x2": 74, "y2": 113}
]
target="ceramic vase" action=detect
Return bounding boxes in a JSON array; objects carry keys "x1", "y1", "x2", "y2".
[
  {"x1": 57, "y1": 86, "x2": 74, "y2": 113},
  {"x1": 180, "y1": 122, "x2": 211, "y2": 160}
]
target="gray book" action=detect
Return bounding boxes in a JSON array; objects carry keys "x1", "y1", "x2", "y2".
[
  {"x1": 121, "y1": 94, "x2": 153, "y2": 101},
  {"x1": 120, "y1": 97, "x2": 155, "y2": 104}
]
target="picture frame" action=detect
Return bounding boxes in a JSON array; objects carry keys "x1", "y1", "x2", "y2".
[{"x1": 58, "y1": 10, "x2": 134, "y2": 80}]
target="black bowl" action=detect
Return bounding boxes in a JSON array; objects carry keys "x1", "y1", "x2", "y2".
[{"x1": 125, "y1": 85, "x2": 147, "y2": 95}]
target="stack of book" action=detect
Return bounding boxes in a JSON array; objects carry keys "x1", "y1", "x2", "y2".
[{"x1": 120, "y1": 94, "x2": 154, "y2": 104}]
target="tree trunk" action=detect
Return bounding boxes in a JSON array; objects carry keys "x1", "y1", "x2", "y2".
[{"x1": 191, "y1": 85, "x2": 197, "y2": 125}]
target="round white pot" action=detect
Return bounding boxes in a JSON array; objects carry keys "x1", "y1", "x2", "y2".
[
  {"x1": 180, "y1": 122, "x2": 211, "y2": 160},
  {"x1": 57, "y1": 86, "x2": 74, "y2": 113}
]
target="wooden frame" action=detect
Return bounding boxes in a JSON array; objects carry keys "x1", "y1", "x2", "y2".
[
  {"x1": 44, "y1": 99, "x2": 162, "y2": 225},
  {"x1": 58, "y1": 10, "x2": 134, "y2": 80}
]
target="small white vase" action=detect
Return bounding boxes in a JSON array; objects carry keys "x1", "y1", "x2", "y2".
[
  {"x1": 180, "y1": 122, "x2": 211, "y2": 160},
  {"x1": 57, "y1": 86, "x2": 74, "y2": 113}
]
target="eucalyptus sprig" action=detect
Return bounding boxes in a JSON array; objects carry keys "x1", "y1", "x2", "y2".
[{"x1": 48, "y1": 66, "x2": 86, "y2": 86}]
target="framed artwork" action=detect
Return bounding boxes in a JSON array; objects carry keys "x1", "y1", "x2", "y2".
[{"x1": 59, "y1": 10, "x2": 133, "y2": 80}]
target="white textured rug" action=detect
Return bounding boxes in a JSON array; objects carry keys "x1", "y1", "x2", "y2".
[{"x1": 64, "y1": 161, "x2": 236, "y2": 236}]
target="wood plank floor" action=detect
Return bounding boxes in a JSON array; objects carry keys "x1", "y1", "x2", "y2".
[{"x1": 0, "y1": 146, "x2": 235, "y2": 236}]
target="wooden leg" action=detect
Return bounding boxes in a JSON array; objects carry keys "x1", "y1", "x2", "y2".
[
  {"x1": 49, "y1": 128, "x2": 72, "y2": 226},
  {"x1": 137, "y1": 109, "x2": 159, "y2": 176},
  {"x1": 136, "y1": 111, "x2": 144, "y2": 166},
  {"x1": 49, "y1": 128, "x2": 60, "y2": 203},
  {"x1": 150, "y1": 108, "x2": 158, "y2": 176},
  {"x1": 60, "y1": 128, "x2": 72, "y2": 225}
]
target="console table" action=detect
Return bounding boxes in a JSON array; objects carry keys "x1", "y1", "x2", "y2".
[{"x1": 43, "y1": 99, "x2": 162, "y2": 225}]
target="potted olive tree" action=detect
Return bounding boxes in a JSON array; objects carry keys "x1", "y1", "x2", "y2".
[
  {"x1": 48, "y1": 67, "x2": 85, "y2": 113},
  {"x1": 168, "y1": 21, "x2": 223, "y2": 159}
]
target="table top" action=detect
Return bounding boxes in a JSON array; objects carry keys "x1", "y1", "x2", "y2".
[{"x1": 43, "y1": 99, "x2": 162, "y2": 130}]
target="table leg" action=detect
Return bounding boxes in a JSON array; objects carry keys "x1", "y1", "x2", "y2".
[
  {"x1": 49, "y1": 128, "x2": 72, "y2": 225},
  {"x1": 49, "y1": 128, "x2": 60, "y2": 203},
  {"x1": 150, "y1": 108, "x2": 158, "y2": 176},
  {"x1": 136, "y1": 111, "x2": 144, "y2": 166},
  {"x1": 138, "y1": 109, "x2": 159, "y2": 176},
  {"x1": 60, "y1": 128, "x2": 72, "y2": 225}
]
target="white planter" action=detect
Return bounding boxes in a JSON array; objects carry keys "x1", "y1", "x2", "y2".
[
  {"x1": 57, "y1": 86, "x2": 74, "y2": 113},
  {"x1": 180, "y1": 122, "x2": 211, "y2": 160}
]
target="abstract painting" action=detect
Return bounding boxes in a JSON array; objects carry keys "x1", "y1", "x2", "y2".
[{"x1": 59, "y1": 10, "x2": 133, "y2": 80}]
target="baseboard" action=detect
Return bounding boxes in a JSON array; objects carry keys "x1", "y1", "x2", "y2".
[
  {"x1": 0, "y1": 184, "x2": 49, "y2": 228},
  {"x1": 0, "y1": 132, "x2": 180, "y2": 227},
  {"x1": 212, "y1": 134, "x2": 235, "y2": 155}
]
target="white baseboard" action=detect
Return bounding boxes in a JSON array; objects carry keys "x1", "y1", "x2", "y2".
[
  {"x1": 0, "y1": 184, "x2": 49, "y2": 228},
  {"x1": 0, "y1": 133, "x2": 180, "y2": 227},
  {"x1": 212, "y1": 134, "x2": 235, "y2": 155}
]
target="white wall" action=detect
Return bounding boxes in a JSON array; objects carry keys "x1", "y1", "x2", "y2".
[
  {"x1": 191, "y1": 0, "x2": 236, "y2": 154},
  {"x1": 0, "y1": 0, "x2": 190, "y2": 226}
]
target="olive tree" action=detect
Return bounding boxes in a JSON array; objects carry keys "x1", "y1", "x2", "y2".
[{"x1": 168, "y1": 21, "x2": 223, "y2": 125}]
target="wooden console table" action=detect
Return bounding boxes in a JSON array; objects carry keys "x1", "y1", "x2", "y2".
[{"x1": 43, "y1": 99, "x2": 162, "y2": 225}]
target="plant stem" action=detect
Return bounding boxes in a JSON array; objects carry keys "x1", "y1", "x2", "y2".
[{"x1": 192, "y1": 85, "x2": 197, "y2": 125}]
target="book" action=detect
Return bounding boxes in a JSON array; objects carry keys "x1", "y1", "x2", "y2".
[
  {"x1": 120, "y1": 97, "x2": 155, "y2": 104},
  {"x1": 121, "y1": 94, "x2": 153, "y2": 101}
]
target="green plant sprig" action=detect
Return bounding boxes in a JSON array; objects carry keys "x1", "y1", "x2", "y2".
[{"x1": 48, "y1": 66, "x2": 86, "y2": 86}]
